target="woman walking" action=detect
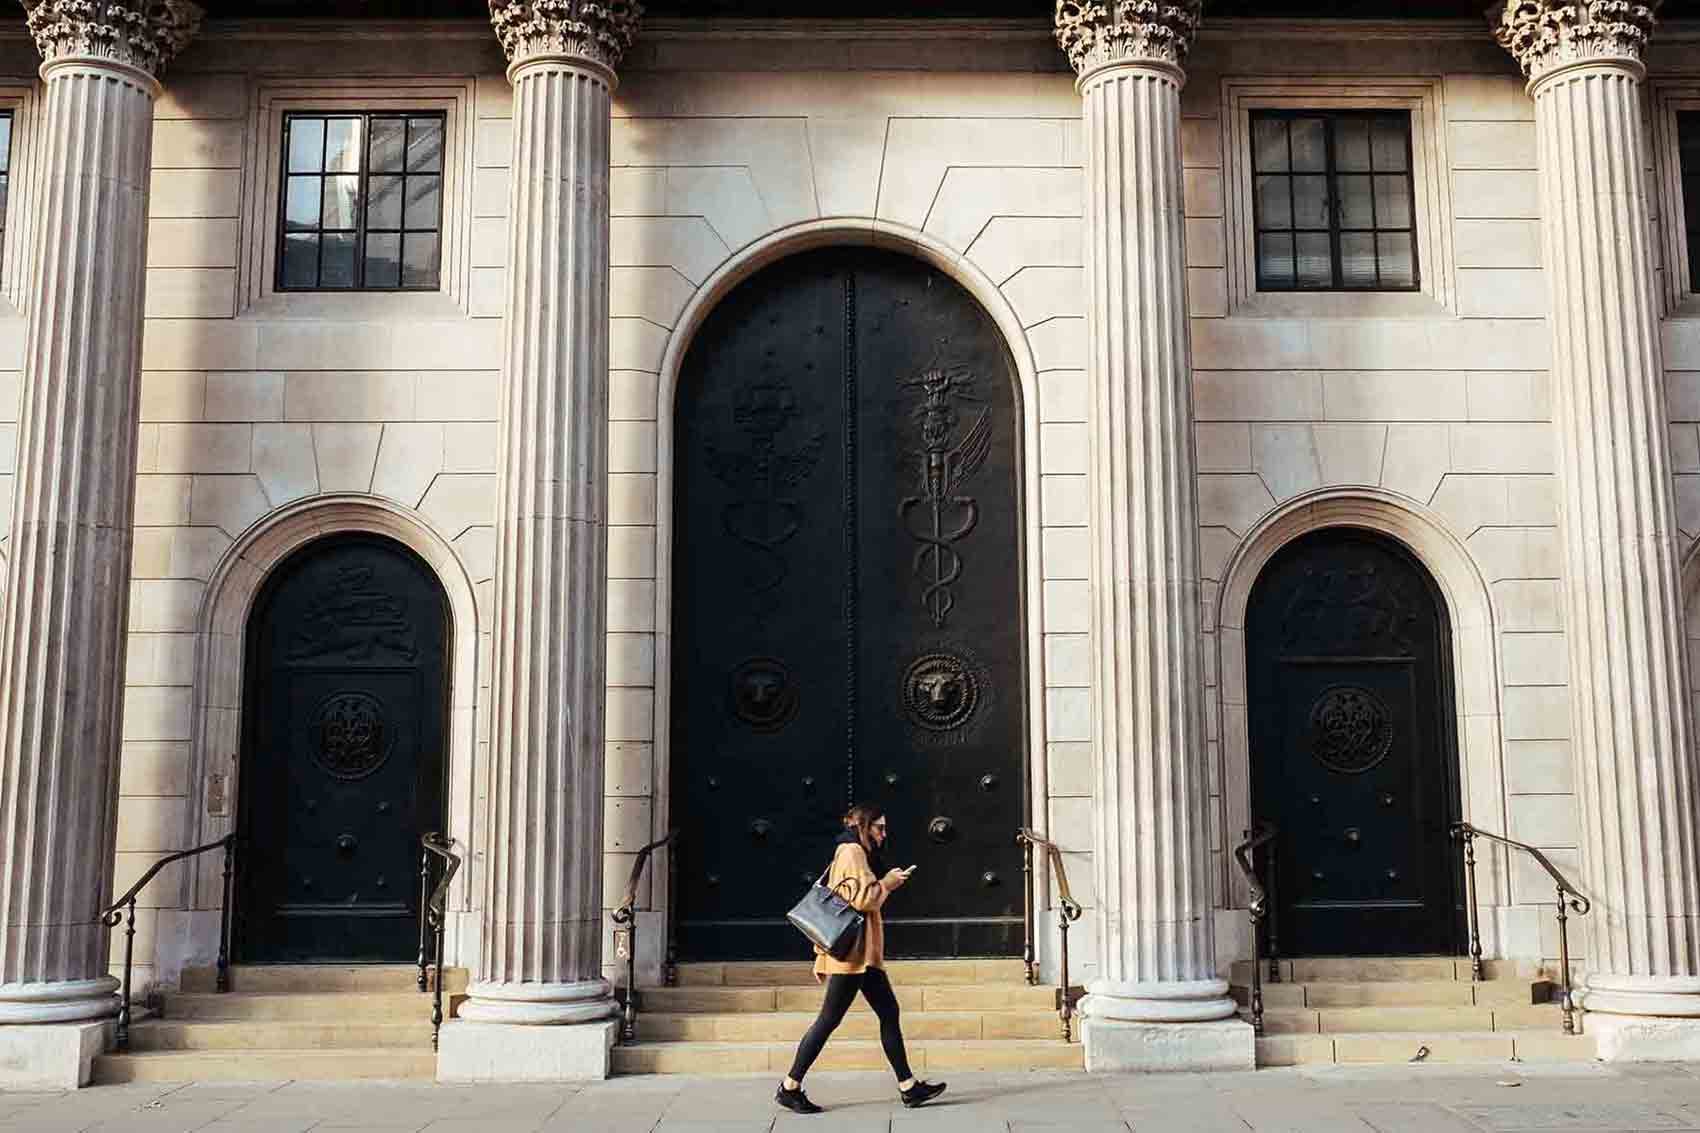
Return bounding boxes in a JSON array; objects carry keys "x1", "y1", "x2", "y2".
[{"x1": 775, "y1": 803, "x2": 947, "y2": 1115}]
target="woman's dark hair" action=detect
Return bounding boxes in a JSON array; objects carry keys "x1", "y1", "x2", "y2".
[{"x1": 843, "y1": 802, "x2": 884, "y2": 856}]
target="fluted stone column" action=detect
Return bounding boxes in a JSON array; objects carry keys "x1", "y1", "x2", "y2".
[
  {"x1": 436, "y1": 0, "x2": 637, "y2": 1083},
  {"x1": 1054, "y1": 1, "x2": 1251, "y2": 1072},
  {"x1": 0, "y1": 0, "x2": 199, "y2": 1090},
  {"x1": 1493, "y1": 0, "x2": 1700, "y2": 1061}
]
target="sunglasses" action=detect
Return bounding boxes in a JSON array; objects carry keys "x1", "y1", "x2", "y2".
[{"x1": 871, "y1": 822, "x2": 888, "y2": 831}]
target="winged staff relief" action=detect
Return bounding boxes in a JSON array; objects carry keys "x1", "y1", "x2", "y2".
[{"x1": 900, "y1": 366, "x2": 992, "y2": 628}]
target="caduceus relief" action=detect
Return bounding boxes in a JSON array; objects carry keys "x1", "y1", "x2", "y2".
[
  {"x1": 706, "y1": 380, "x2": 825, "y2": 614},
  {"x1": 899, "y1": 366, "x2": 992, "y2": 628}
]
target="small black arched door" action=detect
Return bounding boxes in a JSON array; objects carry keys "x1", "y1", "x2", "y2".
[
  {"x1": 1247, "y1": 528, "x2": 1463, "y2": 957},
  {"x1": 238, "y1": 534, "x2": 449, "y2": 962}
]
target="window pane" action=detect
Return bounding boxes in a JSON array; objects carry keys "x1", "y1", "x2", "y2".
[
  {"x1": 402, "y1": 232, "x2": 441, "y2": 288},
  {"x1": 1337, "y1": 175, "x2": 1375, "y2": 229},
  {"x1": 1374, "y1": 174, "x2": 1412, "y2": 228},
  {"x1": 320, "y1": 231, "x2": 357, "y2": 287},
  {"x1": 367, "y1": 175, "x2": 403, "y2": 230},
  {"x1": 369, "y1": 117, "x2": 406, "y2": 174},
  {"x1": 407, "y1": 118, "x2": 444, "y2": 173},
  {"x1": 1255, "y1": 175, "x2": 1291, "y2": 230},
  {"x1": 405, "y1": 175, "x2": 442, "y2": 229},
  {"x1": 1372, "y1": 117, "x2": 1409, "y2": 172},
  {"x1": 324, "y1": 118, "x2": 362, "y2": 173},
  {"x1": 1340, "y1": 232, "x2": 1377, "y2": 287},
  {"x1": 1335, "y1": 117, "x2": 1370, "y2": 172},
  {"x1": 287, "y1": 117, "x2": 325, "y2": 173},
  {"x1": 1252, "y1": 117, "x2": 1288, "y2": 172},
  {"x1": 1291, "y1": 175, "x2": 1330, "y2": 229},
  {"x1": 1290, "y1": 118, "x2": 1326, "y2": 172},
  {"x1": 281, "y1": 232, "x2": 319, "y2": 288},
  {"x1": 321, "y1": 174, "x2": 360, "y2": 229},
  {"x1": 1377, "y1": 232, "x2": 1416, "y2": 287},
  {"x1": 284, "y1": 175, "x2": 321, "y2": 231},
  {"x1": 1680, "y1": 114, "x2": 1700, "y2": 293},
  {"x1": 1257, "y1": 233, "x2": 1294, "y2": 288},
  {"x1": 365, "y1": 232, "x2": 401, "y2": 288},
  {"x1": 1295, "y1": 232, "x2": 1332, "y2": 288}
]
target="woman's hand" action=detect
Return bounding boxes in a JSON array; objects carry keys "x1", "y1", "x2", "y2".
[{"x1": 882, "y1": 868, "x2": 910, "y2": 890}]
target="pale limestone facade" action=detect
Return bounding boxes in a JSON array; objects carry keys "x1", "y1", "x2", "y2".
[{"x1": 0, "y1": 0, "x2": 1697, "y2": 1086}]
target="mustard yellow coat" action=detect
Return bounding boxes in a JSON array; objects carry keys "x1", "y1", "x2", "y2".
[{"x1": 811, "y1": 841, "x2": 896, "y2": 979}]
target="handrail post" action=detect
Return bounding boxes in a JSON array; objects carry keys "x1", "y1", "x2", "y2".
[
  {"x1": 112, "y1": 900, "x2": 136, "y2": 1051},
  {"x1": 217, "y1": 837, "x2": 235, "y2": 994},
  {"x1": 1021, "y1": 833, "x2": 1037, "y2": 986},
  {"x1": 1460, "y1": 826, "x2": 1484, "y2": 982},
  {"x1": 417, "y1": 844, "x2": 432, "y2": 994},
  {"x1": 665, "y1": 835, "x2": 679, "y2": 988},
  {"x1": 1556, "y1": 884, "x2": 1575, "y2": 1035},
  {"x1": 1266, "y1": 839, "x2": 1281, "y2": 984},
  {"x1": 1248, "y1": 894, "x2": 1264, "y2": 1036},
  {"x1": 1057, "y1": 894, "x2": 1072, "y2": 1042},
  {"x1": 431, "y1": 901, "x2": 447, "y2": 1050}
]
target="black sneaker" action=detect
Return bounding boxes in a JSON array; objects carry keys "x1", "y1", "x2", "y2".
[
  {"x1": 900, "y1": 1080, "x2": 947, "y2": 1108},
  {"x1": 775, "y1": 1084, "x2": 823, "y2": 1114}
]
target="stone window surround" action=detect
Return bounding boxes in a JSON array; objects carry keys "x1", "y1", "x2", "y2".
[
  {"x1": 175, "y1": 495, "x2": 484, "y2": 979},
  {"x1": 0, "y1": 79, "x2": 39, "y2": 316},
  {"x1": 1212, "y1": 489, "x2": 1515, "y2": 955},
  {"x1": 645, "y1": 219, "x2": 1057, "y2": 965},
  {"x1": 1652, "y1": 80, "x2": 1700, "y2": 318},
  {"x1": 1220, "y1": 77, "x2": 1458, "y2": 319},
  {"x1": 236, "y1": 78, "x2": 476, "y2": 319}
]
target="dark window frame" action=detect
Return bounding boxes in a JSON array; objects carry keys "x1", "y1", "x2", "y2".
[
  {"x1": 1249, "y1": 108, "x2": 1421, "y2": 293},
  {"x1": 275, "y1": 109, "x2": 446, "y2": 293},
  {"x1": 1680, "y1": 110, "x2": 1700, "y2": 296}
]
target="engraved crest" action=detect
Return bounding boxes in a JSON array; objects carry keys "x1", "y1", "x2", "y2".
[
  {"x1": 287, "y1": 565, "x2": 418, "y2": 664},
  {"x1": 729, "y1": 656, "x2": 799, "y2": 733},
  {"x1": 902, "y1": 651, "x2": 981, "y2": 733},
  {"x1": 1309, "y1": 685, "x2": 1394, "y2": 774},
  {"x1": 312, "y1": 691, "x2": 392, "y2": 781},
  {"x1": 899, "y1": 366, "x2": 993, "y2": 628},
  {"x1": 1279, "y1": 561, "x2": 1418, "y2": 656}
]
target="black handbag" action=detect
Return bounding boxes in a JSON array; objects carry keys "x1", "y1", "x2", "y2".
[{"x1": 787, "y1": 865, "x2": 865, "y2": 959}]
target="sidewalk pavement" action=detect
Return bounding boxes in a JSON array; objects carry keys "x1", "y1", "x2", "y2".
[{"x1": 10, "y1": 1062, "x2": 1700, "y2": 1131}]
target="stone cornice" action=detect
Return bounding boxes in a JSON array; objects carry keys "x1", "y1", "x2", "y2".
[
  {"x1": 486, "y1": 0, "x2": 641, "y2": 71},
  {"x1": 1492, "y1": 0, "x2": 1662, "y2": 82},
  {"x1": 21, "y1": 0, "x2": 203, "y2": 75},
  {"x1": 1054, "y1": 0, "x2": 1204, "y2": 76}
]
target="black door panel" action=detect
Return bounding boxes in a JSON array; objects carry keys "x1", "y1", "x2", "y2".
[
  {"x1": 1247, "y1": 528, "x2": 1462, "y2": 957},
  {"x1": 239, "y1": 535, "x2": 449, "y2": 962},
  {"x1": 672, "y1": 248, "x2": 1027, "y2": 960}
]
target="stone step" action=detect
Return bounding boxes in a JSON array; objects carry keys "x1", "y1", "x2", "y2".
[
  {"x1": 1248, "y1": 1003, "x2": 1567, "y2": 1035},
  {"x1": 637, "y1": 1009, "x2": 1064, "y2": 1043},
  {"x1": 675, "y1": 959, "x2": 1027, "y2": 987},
  {"x1": 641, "y1": 983, "x2": 1058, "y2": 1015},
  {"x1": 126, "y1": 1019, "x2": 434, "y2": 1052},
  {"x1": 91, "y1": 1048, "x2": 438, "y2": 1084},
  {"x1": 181, "y1": 964, "x2": 469, "y2": 995},
  {"x1": 1256, "y1": 1029, "x2": 1595, "y2": 1067},
  {"x1": 1229, "y1": 957, "x2": 1541, "y2": 986},
  {"x1": 163, "y1": 991, "x2": 462, "y2": 1021},
  {"x1": 1233, "y1": 979, "x2": 1550, "y2": 1009},
  {"x1": 612, "y1": 1038, "x2": 1083, "y2": 1075}
]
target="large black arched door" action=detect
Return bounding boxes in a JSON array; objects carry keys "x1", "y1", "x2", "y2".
[
  {"x1": 671, "y1": 247, "x2": 1028, "y2": 960},
  {"x1": 1247, "y1": 528, "x2": 1463, "y2": 957},
  {"x1": 238, "y1": 534, "x2": 449, "y2": 962}
]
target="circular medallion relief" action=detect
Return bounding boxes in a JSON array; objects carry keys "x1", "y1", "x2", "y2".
[
  {"x1": 902, "y1": 652, "x2": 980, "y2": 732},
  {"x1": 1309, "y1": 685, "x2": 1394, "y2": 774},
  {"x1": 313, "y1": 691, "x2": 392, "y2": 781},
  {"x1": 730, "y1": 657, "x2": 799, "y2": 732}
]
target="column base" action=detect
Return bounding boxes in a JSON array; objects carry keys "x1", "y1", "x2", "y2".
[
  {"x1": 436, "y1": 1018, "x2": 618, "y2": 1082},
  {"x1": 0, "y1": 1020, "x2": 112, "y2": 1089},
  {"x1": 1082, "y1": 1017, "x2": 1254, "y2": 1072},
  {"x1": 1584, "y1": 1013, "x2": 1700, "y2": 1061}
]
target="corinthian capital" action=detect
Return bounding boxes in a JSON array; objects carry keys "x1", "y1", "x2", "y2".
[
  {"x1": 1054, "y1": 0, "x2": 1203, "y2": 77},
  {"x1": 487, "y1": 0, "x2": 644, "y2": 72},
  {"x1": 22, "y1": 0, "x2": 203, "y2": 76},
  {"x1": 1492, "y1": 0, "x2": 1661, "y2": 82}
]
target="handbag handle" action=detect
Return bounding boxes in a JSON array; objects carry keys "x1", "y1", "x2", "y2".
[{"x1": 817, "y1": 864, "x2": 862, "y2": 904}]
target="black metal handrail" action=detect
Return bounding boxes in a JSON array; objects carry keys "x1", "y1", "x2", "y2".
[
  {"x1": 417, "y1": 832, "x2": 461, "y2": 1050},
  {"x1": 100, "y1": 834, "x2": 236, "y2": 1051},
  {"x1": 1232, "y1": 822, "x2": 1278, "y2": 1035},
  {"x1": 1017, "y1": 828, "x2": 1085, "y2": 1041},
  {"x1": 612, "y1": 829, "x2": 679, "y2": 1044},
  {"x1": 1451, "y1": 821, "x2": 1590, "y2": 1034}
]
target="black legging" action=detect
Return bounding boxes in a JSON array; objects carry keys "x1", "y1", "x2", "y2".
[{"x1": 786, "y1": 967, "x2": 913, "y2": 1083}]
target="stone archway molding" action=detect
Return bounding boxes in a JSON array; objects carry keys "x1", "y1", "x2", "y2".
[
  {"x1": 1213, "y1": 488, "x2": 1514, "y2": 950},
  {"x1": 649, "y1": 218, "x2": 1050, "y2": 977},
  {"x1": 168, "y1": 494, "x2": 482, "y2": 985}
]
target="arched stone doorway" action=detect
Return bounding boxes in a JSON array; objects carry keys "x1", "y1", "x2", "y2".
[
  {"x1": 1246, "y1": 526, "x2": 1465, "y2": 957},
  {"x1": 669, "y1": 245, "x2": 1029, "y2": 960},
  {"x1": 236, "y1": 532, "x2": 451, "y2": 963}
]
